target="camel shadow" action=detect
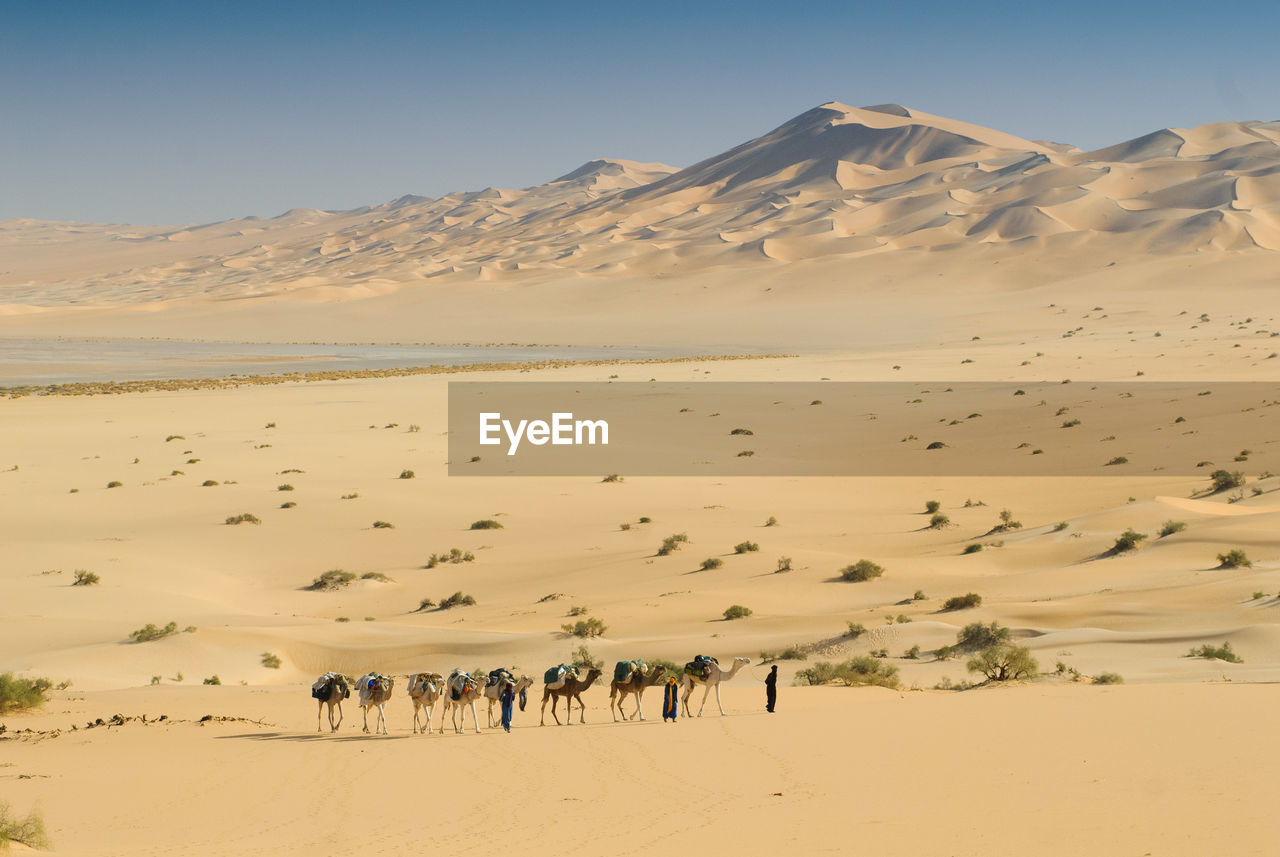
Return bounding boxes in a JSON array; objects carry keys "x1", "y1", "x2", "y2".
[{"x1": 214, "y1": 732, "x2": 413, "y2": 742}]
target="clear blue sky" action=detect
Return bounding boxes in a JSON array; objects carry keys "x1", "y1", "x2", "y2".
[{"x1": 3, "y1": 0, "x2": 1277, "y2": 224}]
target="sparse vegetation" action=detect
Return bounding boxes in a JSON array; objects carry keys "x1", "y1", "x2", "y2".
[
  {"x1": 925, "y1": 441, "x2": 947, "y2": 450},
  {"x1": 424, "y1": 548, "x2": 475, "y2": 568},
  {"x1": 438, "y1": 591, "x2": 477, "y2": 609},
  {"x1": 1186, "y1": 642, "x2": 1242, "y2": 663},
  {"x1": 261, "y1": 652, "x2": 282, "y2": 669},
  {"x1": 795, "y1": 657, "x2": 900, "y2": 689},
  {"x1": 106, "y1": 480, "x2": 123, "y2": 488},
  {"x1": 601, "y1": 473, "x2": 623, "y2": 483},
  {"x1": 371, "y1": 520, "x2": 395, "y2": 529},
  {"x1": 912, "y1": 589, "x2": 926, "y2": 601},
  {"x1": 924, "y1": 500, "x2": 941, "y2": 514},
  {"x1": 0, "y1": 801, "x2": 51, "y2": 850},
  {"x1": 657, "y1": 532, "x2": 689, "y2": 556},
  {"x1": 130, "y1": 621, "x2": 179, "y2": 643},
  {"x1": 416, "y1": 597, "x2": 436, "y2": 611},
  {"x1": 360, "y1": 572, "x2": 393, "y2": 582},
  {"x1": 570, "y1": 644, "x2": 603, "y2": 672},
  {"x1": 730, "y1": 428, "x2": 754, "y2": 436},
  {"x1": 1159, "y1": 520, "x2": 1187, "y2": 537},
  {"x1": 1107, "y1": 529, "x2": 1147, "y2": 554},
  {"x1": 562, "y1": 617, "x2": 608, "y2": 637},
  {"x1": 202, "y1": 480, "x2": 219, "y2": 487},
  {"x1": 1106, "y1": 456, "x2": 1128, "y2": 466},
  {"x1": 280, "y1": 501, "x2": 296, "y2": 509},
  {"x1": 277, "y1": 484, "x2": 294, "y2": 491},
  {"x1": 310, "y1": 569, "x2": 357, "y2": 591},
  {"x1": 845, "y1": 622, "x2": 867, "y2": 639},
  {"x1": 723, "y1": 604, "x2": 753, "y2": 620},
  {"x1": 734, "y1": 540, "x2": 759, "y2": 553},
  {"x1": 399, "y1": 470, "x2": 415, "y2": 479},
  {"x1": 840, "y1": 559, "x2": 884, "y2": 582},
  {"x1": 1217, "y1": 549, "x2": 1252, "y2": 569},
  {"x1": 1052, "y1": 521, "x2": 1069, "y2": 532},
  {"x1": 72, "y1": 569, "x2": 100, "y2": 586},
  {"x1": 700, "y1": 557, "x2": 724, "y2": 571},
  {"x1": 776, "y1": 556, "x2": 792, "y2": 573},
  {"x1": 1210, "y1": 469, "x2": 1246, "y2": 492},
  {"x1": 0, "y1": 673, "x2": 53, "y2": 713},
  {"x1": 470, "y1": 519, "x2": 503, "y2": 530},
  {"x1": 1093, "y1": 672, "x2": 1124, "y2": 685},
  {"x1": 942, "y1": 592, "x2": 982, "y2": 611},
  {"x1": 963, "y1": 543, "x2": 983, "y2": 554},
  {"x1": 225, "y1": 513, "x2": 261, "y2": 525},
  {"x1": 967, "y1": 644, "x2": 1038, "y2": 682},
  {"x1": 765, "y1": 516, "x2": 778, "y2": 527},
  {"x1": 928, "y1": 513, "x2": 951, "y2": 530},
  {"x1": 203, "y1": 675, "x2": 221, "y2": 685}
]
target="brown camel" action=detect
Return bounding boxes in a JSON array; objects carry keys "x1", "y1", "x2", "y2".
[
  {"x1": 312, "y1": 672, "x2": 351, "y2": 733},
  {"x1": 540, "y1": 667, "x2": 602, "y2": 725},
  {"x1": 407, "y1": 672, "x2": 445, "y2": 734},
  {"x1": 356, "y1": 672, "x2": 394, "y2": 734},
  {"x1": 609, "y1": 663, "x2": 667, "y2": 722}
]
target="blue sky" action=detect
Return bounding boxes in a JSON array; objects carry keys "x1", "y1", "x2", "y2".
[{"x1": 3, "y1": 1, "x2": 1277, "y2": 224}]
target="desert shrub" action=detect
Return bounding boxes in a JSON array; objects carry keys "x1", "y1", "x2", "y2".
[
  {"x1": 280, "y1": 501, "x2": 296, "y2": 509},
  {"x1": 335, "y1": 617, "x2": 350, "y2": 622},
  {"x1": 1186, "y1": 642, "x2": 1242, "y2": 663},
  {"x1": 202, "y1": 480, "x2": 219, "y2": 487},
  {"x1": 1062, "y1": 419, "x2": 1081, "y2": 428},
  {"x1": 737, "y1": 450, "x2": 755, "y2": 457},
  {"x1": 904, "y1": 645, "x2": 921, "y2": 659},
  {"x1": 416, "y1": 597, "x2": 436, "y2": 611},
  {"x1": 925, "y1": 441, "x2": 947, "y2": 450},
  {"x1": 1093, "y1": 672, "x2": 1123, "y2": 685},
  {"x1": 795, "y1": 657, "x2": 900, "y2": 689},
  {"x1": 439, "y1": 591, "x2": 477, "y2": 609},
  {"x1": 399, "y1": 470, "x2": 415, "y2": 479},
  {"x1": 967, "y1": 644, "x2": 1038, "y2": 681},
  {"x1": 1217, "y1": 549, "x2": 1252, "y2": 569},
  {"x1": 840, "y1": 560, "x2": 884, "y2": 582},
  {"x1": 571, "y1": 644, "x2": 603, "y2": 671},
  {"x1": 1108, "y1": 529, "x2": 1147, "y2": 554},
  {"x1": 730, "y1": 428, "x2": 754, "y2": 436},
  {"x1": 638, "y1": 516, "x2": 651, "y2": 524},
  {"x1": 360, "y1": 572, "x2": 393, "y2": 582},
  {"x1": 912, "y1": 590, "x2": 926, "y2": 601},
  {"x1": 203, "y1": 675, "x2": 221, "y2": 685},
  {"x1": 943, "y1": 593, "x2": 982, "y2": 611},
  {"x1": 72, "y1": 569, "x2": 100, "y2": 586},
  {"x1": 776, "y1": 556, "x2": 792, "y2": 572},
  {"x1": 962, "y1": 543, "x2": 983, "y2": 554},
  {"x1": 1106, "y1": 456, "x2": 1128, "y2": 466},
  {"x1": 341, "y1": 493, "x2": 359, "y2": 500},
  {"x1": 106, "y1": 480, "x2": 123, "y2": 488},
  {"x1": 165, "y1": 435, "x2": 184, "y2": 442},
  {"x1": 723, "y1": 605, "x2": 752, "y2": 620},
  {"x1": 1252, "y1": 591, "x2": 1266, "y2": 600},
  {"x1": 562, "y1": 617, "x2": 608, "y2": 637},
  {"x1": 657, "y1": 532, "x2": 689, "y2": 556},
  {"x1": 700, "y1": 557, "x2": 724, "y2": 571},
  {"x1": 408, "y1": 424, "x2": 420, "y2": 433},
  {"x1": 997, "y1": 508, "x2": 1022, "y2": 530},
  {"x1": 619, "y1": 522, "x2": 631, "y2": 530},
  {"x1": 566, "y1": 605, "x2": 588, "y2": 617},
  {"x1": 924, "y1": 500, "x2": 941, "y2": 514},
  {"x1": 130, "y1": 621, "x2": 179, "y2": 643},
  {"x1": 765, "y1": 516, "x2": 778, "y2": 527},
  {"x1": 225, "y1": 513, "x2": 261, "y2": 525},
  {"x1": 277, "y1": 484, "x2": 294, "y2": 491},
  {"x1": 470, "y1": 519, "x2": 503, "y2": 530},
  {"x1": 601, "y1": 473, "x2": 623, "y2": 483},
  {"x1": 424, "y1": 548, "x2": 475, "y2": 568},
  {"x1": 956, "y1": 621, "x2": 1010, "y2": 651},
  {"x1": 0, "y1": 673, "x2": 53, "y2": 713},
  {"x1": 261, "y1": 652, "x2": 282, "y2": 669},
  {"x1": 0, "y1": 802, "x2": 51, "y2": 850},
  {"x1": 1210, "y1": 470, "x2": 1245, "y2": 492},
  {"x1": 1159, "y1": 520, "x2": 1186, "y2": 537},
  {"x1": 734, "y1": 541, "x2": 759, "y2": 553},
  {"x1": 371, "y1": 520, "x2": 394, "y2": 529},
  {"x1": 928, "y1": 513, "x2": 951, "y2": 530},
  {"x1": 310, "y1": 569, "x2": 356, "y2": 591},
  {"x1": 845, "y1": 622, "x2": 867, "y2": 639},
  {"x1": 1052, "y1": 521, "x2": 1069, "y2": 532}
]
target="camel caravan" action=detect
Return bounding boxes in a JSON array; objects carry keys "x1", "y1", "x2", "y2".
[{"x1": 310, "y1": 655, "x2": 751, "y2": 734}]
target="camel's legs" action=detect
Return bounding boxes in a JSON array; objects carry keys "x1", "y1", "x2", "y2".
[
  {"x1": 361, "y1": 706, "x2": 370, "y2": 733},
  {"x1": 332, "y1": 701, "x2": 343, "y2": 732},
  {"x1": 378, "y1": 703, "x2": 388, "y2": 734},
  {"x1": 698, "y1": 682, "x2": 711, "y2": 717},
  {"x1": 715, "y1": 683, "x2": 725, "y2": 716},
  {"x1": 317, "y1": 700, "x2": 323, "y2": 732},
  {"x1": 575, "y1": 693, "x2": 586, "y2": 724},
  {"x1": 634, "y1": 692, "x2": 644, "y2": 721},
  {"x1": 470, "y1": 700, "x2": 482, "y2": 733}
]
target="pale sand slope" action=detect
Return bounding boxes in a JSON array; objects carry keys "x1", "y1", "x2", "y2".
[
  {"x1": 4, "y1": 682, "x2": 1277, "y2": 857},
  {"x1": 2, "y1": 351, "x2": 1279, "y2": 854}
]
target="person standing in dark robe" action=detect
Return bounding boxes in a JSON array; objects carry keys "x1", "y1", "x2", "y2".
[
  {"x1": 765, "y1": 665, "x2": 778, "y2": 713},
  {"x1": 662, "y1": 676, "x2": 679, "y2": 722},
  {"x1": 500, "y1": 680, "x2": 515, "y2": 732}
]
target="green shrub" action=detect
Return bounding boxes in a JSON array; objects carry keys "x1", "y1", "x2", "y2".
[
  {"x1": 924, "y1": 500, "x2": 941, "y2": 514},
  {"x1": 1186, "y1": 642, "x2": 1242, "y2": 663},
  {"x1": 1159, "y1": 520, "x2": 1186, "y2": 537},
  {"x1": 360, "y1": 572, "x2": 393, "y2": 582},
  {"x1": 106, "y1": 480, "x2": 123, "y2": 488},
  {"x1": 997, "y1": 508, "x2": 1022, "y2": 530},
  {"x1": 845, "y1": 622, "x2": 867, "y2": 639},
  {"x1": 561, "y1": 617, "x2": 608, "y2": 637},
  {"x1": 567, "y1": 605, "x2": 588, "y2": 616},
  {"x1": 1210, "y1": 470, "x2": 1245, "y2": 492},
  {"x1": 765, "y1": 516, "x2": 778, "y2": 527},
  {"x1": 261, "y1": 652, "x2": 282, "y2": 669},
  {"x1": 723, "y1": 604, "x2": 752, "y2": 620},
  {"x1": 225, "y1": 513, "x2": 261, "y2": 525},
  {"x1": 203, "y1": 675, "x2": 221, "y2": 685},
  {"x1": 470, "y1": 519, "x2": 503, "y2": 530},
  {"x1": 734, "y1": 541, "x2": 759, "y2": 553},
  {"x1": 928, "y1": 514, "x2": 951, "y2": 530},
  {"x1": 776, "y1": 556, "x2": 792, "y2": 572},
  {"x1": 925, "y1": 441, "x2": 946, "y2": 450},
  {"x1": 0, "y1": 673, "x2": 53, "y2": 714},
  {"x1": 1108, "y1": 529, "x2": 1147, "y2": 554},
  {"x1": 439, "y1": 591, "x2": 477, "y2": 609},
  {"x1": 72, "y1": 569, "x2": 100, "y2": 586},
  {"x1": 1052, "y1": 521, "x2": 1069, "y2": 532},
  {"x1": 1217, "y1": 549, "x2": 1252, "y2": 569},
  {"x1": 310, "y1": 569, "x2": 356, "y2": 591},
  {"x1": 130, "y1": 621, "x2": 179, "y2": 643},
  {"x1": 700, "y1": 557, "x2": 723, "y2": 571},
  {"x1": 840, "y1": 559, "x2": 884, "y2": 582},
  {"x1": 399, "y1": 470, "x2": 415, "y2": 479},
  {"x1": 943, "y1": 593, "x2": 982, "y2": 610},
  {"x1": 1093, "y1": 672, "x2": 1124, "y2": 685},
  {"x1": 962, "y1": 543, "x2": 983, "y2": 554},
  {"x1": 601, "y1": 473, "x2": 623, "y2": 483},
  {"x1": 638, "y1": 517, "x2": 651, "y2": 524},
  {"x1": 657, "y1": 533, "x2": 688, "y2": 556},
  {"x1": 570, "y1": 644, "x2": 604, "y2": 671},
  {"x1": 202, "y1": 480, "x2": 219, "y2": 487},
  {"x1": 912, "y1": 590, "x2": 927, "y2": 601},
  {"x1": 1106, "y1": 456, "x2": 1128, "y2": 466},
  {"x1": 277, "y1": 484, "x2": 294, "y2": 491},
  {"x1": 795, "y1": 657, "x2": 900, "y2": 689},
  {"x1": 280, "y1": 501, "x2": 296, "y2": 509},
  {"x1": 956, "y1": 621, "x2": 1010, "y2": 651},
  {"x1": 371, "y1": 520, "x2": 394, "y2": 529},
  {"x1": 619, "y1": 522, "x2": 631, "y2": 530},
  {"x1": 967, "y1": 644, "x2": 1038, "y2": 681},
  {"x1": 904, "y1": 645, "x2": 921, "y2": 659},
  {"x1": 0, "y1": 802, "x2": 51, "y2": 850}
]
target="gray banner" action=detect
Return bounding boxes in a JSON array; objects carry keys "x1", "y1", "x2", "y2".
[{"x1": 447, "y1": 381, "x2": 1279, "y2": 476}]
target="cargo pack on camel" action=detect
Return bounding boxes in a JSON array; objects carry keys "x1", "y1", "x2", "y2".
[
  {"x1": 543, "y1": 663, "x2": 577, "y2": 690},
  {"x1": 613, "y1": 659, "x2": 647, "y2": 684},
  {"x1": 684, "y1": 654, "x2": 719, "y2": 680}
]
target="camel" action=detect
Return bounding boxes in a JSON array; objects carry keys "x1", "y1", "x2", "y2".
[
  {"x1": 407, "y1": 672, "x2": 445, "y2": 734},
  {"x1": 483, "y1": 674, "x2": 533, "y2": 728},
  {"x1": 540, "y1": 667, "x2": 602, "y2": 725},
  {"x1": 441, "y1": 669, "x2": 484, "y2": 734},
  {"x1": 681, "y1": 657, "x2": 750, "y2": 717},
  {"x1": 312, "y1": 672, "x2": 351, "y2": 733},
  {"x1": 356, "y1": 673, "x2": 394, "y2": 734},
  {"x1": 609, "y1": 663, "x2": 667, "y2": 722}
]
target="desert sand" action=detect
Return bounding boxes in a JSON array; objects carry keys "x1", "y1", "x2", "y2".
[{"x1": 2, "y1": 103, "x2": 1278, "y2": 855}]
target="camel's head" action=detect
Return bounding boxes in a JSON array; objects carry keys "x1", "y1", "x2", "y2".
[{"x1": 733, "y1": 657, "x2": 751, "y2": 665}]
